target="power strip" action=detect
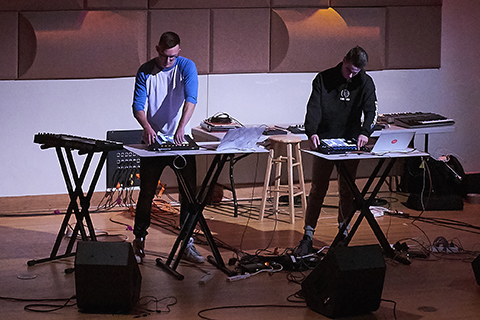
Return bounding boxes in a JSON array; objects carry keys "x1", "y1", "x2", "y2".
[{"x1": 227, "y1": 274, "x2": 250, "y2": 281}]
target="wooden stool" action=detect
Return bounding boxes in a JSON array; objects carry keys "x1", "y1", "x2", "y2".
[{"x1": 259, "y1": 135, "x2": 307, "y2": 224}]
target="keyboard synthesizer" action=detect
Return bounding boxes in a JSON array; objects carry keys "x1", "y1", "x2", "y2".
[{"x1": 378, "y1": 112, "x2": 454, "y2": 128}]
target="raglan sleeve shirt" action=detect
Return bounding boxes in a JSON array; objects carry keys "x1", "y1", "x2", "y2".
[{"x1": 131, "y1": 57, "x2": 198, "y2": 135}]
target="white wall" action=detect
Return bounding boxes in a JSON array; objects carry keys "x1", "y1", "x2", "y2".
[{"x1": 0, "y1": 0, "x2": 478, "y2": 197}]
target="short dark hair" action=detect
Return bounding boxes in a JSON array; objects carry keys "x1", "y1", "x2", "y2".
[
  {"x1": 345, "y1": 46, "x2": 369, "y2": 69},
  {"x1": 158, "y1": 32, "x2": 180, "y2": 49}
]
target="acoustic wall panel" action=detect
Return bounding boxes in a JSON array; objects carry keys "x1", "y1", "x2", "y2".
[
  {"x1": 271, "y1": 8, "x2": 385, "y2": 73},
  {"x1": 335, "y1": 8, "x2": 385, "y2": 70},
  {"x1": 272, "y1": 0, "x2": 329, "y2": 7},
  {"x1": 332, "y1": 0, "x2": 442, "y2": 7},
  {"x1": 0, "y1": 13, "x2": 18, "y2": 80},
  {"x1": 211, "y1": 9, "x2": 270, "y2": 74},
  {"x1": 149, "y1": 10, "x2": 210, "y2": 75},
  {"x1": 149, "y1": 0, "x2": 270, "y2": 9},
  {"x1": 86, "y1": 0, "x2": 148, "y2": 9},
  {"x1": 386, "y1": 6, "x2": 441, "y2": 69},
  {"x1": 18, "y1": 11, "x2": 147, "y2": 79},
  {"x1": 0, "y1": 0, "x2": 83, "y2": 11},
  {"x1": 0, "y1": 0, "x2": 443, "y2": 80}
]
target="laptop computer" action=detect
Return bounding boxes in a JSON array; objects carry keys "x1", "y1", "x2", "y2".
[{"x1": 371, "y1": 131, "x2": 415, "y2": 154}]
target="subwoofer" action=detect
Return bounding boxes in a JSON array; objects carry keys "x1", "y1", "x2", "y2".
[
  {"x1": 301, "y1": 244, "x2": 386, "y2": 318},
  {"x1": 75, "y1": 241, "x2": 142, "y2": 314}
]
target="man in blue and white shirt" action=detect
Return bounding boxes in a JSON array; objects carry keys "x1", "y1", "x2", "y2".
[{"x1": 131, "y1": 31, "x2": 203, "y2": 264}]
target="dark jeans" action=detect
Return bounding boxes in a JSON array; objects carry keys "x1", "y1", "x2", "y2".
[
  {"x1": 304, "y1": 156, "x2": 359, "y2": 230},
  {"x1": 134, "y1": 155, "x2": 197, "y2": 239}
]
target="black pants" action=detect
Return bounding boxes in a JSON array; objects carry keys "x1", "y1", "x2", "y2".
[
  {"x1": 305, "y1": 156, "x2": 359, "y2": 229},
  {"x1": 134, "y1": 155, "x2": 197, "y2": 239}
]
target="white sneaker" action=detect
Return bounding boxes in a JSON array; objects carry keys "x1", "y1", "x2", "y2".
[
  {"x1": 339, "y1": 222, "x2": 350, "y2": 238},
  {"x1": 182, "y1": 238, "x2": 205, "y2": 263}
]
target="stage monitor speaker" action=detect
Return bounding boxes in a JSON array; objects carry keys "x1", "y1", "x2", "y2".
[
  {"x1": 472, "y1": 254, "x2": 480, "y2": 285},
  {"x1": 75, "y1": 241, "x2": 142, "y2": 314},
  {"x1": 301, "y1": 244, "x2": 386, "y2": 318}
]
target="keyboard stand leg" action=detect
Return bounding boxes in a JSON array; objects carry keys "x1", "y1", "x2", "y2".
[
  {"x1": 156, "y1": 154, "x2": 236, "y2": 279},
  {"x1": 330, "y1": 158, "x2": 403, "y2": 263},
  {"x1": 227, "y1": 154, "x2": 249, "y2": 217},
  {"x1": 27, "y1": 148, "x2": 108, "y2": 266}
]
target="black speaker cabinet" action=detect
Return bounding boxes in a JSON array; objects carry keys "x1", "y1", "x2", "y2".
[
  {"x1": 301, "y1": 244, "x2": 386, "y2": 318},
  {"x1": 472, "y1": 254, "x2": 480, "y2": 285},
  {"x1": 75, "y1": 241, "x2": 142, "y2": 314}
]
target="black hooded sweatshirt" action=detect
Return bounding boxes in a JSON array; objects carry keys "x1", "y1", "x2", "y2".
[{"x1": 304, "y1": 62, "x2": 378, "y2": 140}]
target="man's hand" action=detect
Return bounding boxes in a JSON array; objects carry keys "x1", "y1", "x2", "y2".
[
  {"x1": 309, "y1": 134, "x2": 320, "y2": 150},
  {"x1": 143, "y1": 126, "x2": 157, "y2": 146},
  {"x1": 357, "y1": 134, "x2": 368, "y2": 149},
  {"x1": 174, "y1": 127, "x2": 185, "y2": 145}
]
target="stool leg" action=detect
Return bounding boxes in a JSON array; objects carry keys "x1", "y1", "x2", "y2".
[
  {"x1": 295, "y1": 142, "x2": 307, "y2": 217},
  {"x1": 259, "y1": 149, "x2": 274, "y2": 220},
  {"x1": 273, "y1": 156, "x2": 282, "y2": 220},
  {"x1": 287, "y1": 143, "x2": 295, "y2": 224}
]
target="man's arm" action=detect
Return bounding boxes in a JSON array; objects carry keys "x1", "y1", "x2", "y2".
[
  {"x1": 304, "y1": 74, "x2": 323, "y2": 150},
  {"x1": 357, "y1": 101, "x2": 377, "y2": 148},
  {"x1": 131, "y1": 66, "x2": 158, "y2": 145},
  {"x1": 173, "y1": 57, "x2": 198, "y2": 145},
  {"x1": 134, "y1": 110, "x2": 157, "y2": 146},
  {"x1": 359, "y1": 76, "x2": 378, "y2": 138},
  {"x1": 173, "y1": 101, "x2": 196, "y2": 145},
  {"x1": 356, "y1": 75, "x2": 378, "y2": 148}
]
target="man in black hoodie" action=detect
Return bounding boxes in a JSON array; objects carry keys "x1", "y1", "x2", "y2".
[{"x1": 295, "y1": 46, "x2": 378, "y2": 256}]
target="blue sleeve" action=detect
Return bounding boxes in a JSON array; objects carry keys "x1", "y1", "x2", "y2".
[
  {"x1": 178, "y1": 57, "x2": 198, "y2": 105},
  {"x1": 132, "y1": 68, "x2": 149, "y2": 114}
]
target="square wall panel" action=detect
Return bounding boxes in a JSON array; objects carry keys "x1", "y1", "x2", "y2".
[
  {"x1": 211, "y1": 8, "x2": 270, "y2": 73},
  {"x1": 271, "y1": 7, "x2": 385, "y2": 73},
  {"x1": 272, "y1": 0, "x2": 328, "y2": 7},
  {"x1": 0, "y1": 13, "x2": 18, "y2": 79},
  {"x1": 331, "y1": 0, "x2": 442, "y2": 6},
  {"x1": 0, "y1": 0, "x2": 83, "y2": 11},
  {"x1": 386, "y1": 6, "x2": 441, "y2": 69},
  {"x1": 149, "y1": 0, "x2": 270, "y2": 9},
  {"x1": 18, "y1": 11, "x2": 147, "y2": 79},
  {"x1": 335, "y1": 7, "x2": 385, "y2": 70},
  {"x1": 149, "y1": 10, "x2": 210, "y2": 75},
  {"x1": 86, "y1": 0, "x2": 148, "y2": 9}
]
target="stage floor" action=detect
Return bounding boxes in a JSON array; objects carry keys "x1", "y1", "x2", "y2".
[{"x1": 1, "y1": 182, "x2": 480, "y2": 319}]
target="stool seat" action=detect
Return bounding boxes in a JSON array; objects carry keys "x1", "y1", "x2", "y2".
[
  {"x1": 259, "y1": 135, "x2": 307, "y2": 224},
  {"x1": 268, "y1": 135, "x2": 302, "y2": 144}
]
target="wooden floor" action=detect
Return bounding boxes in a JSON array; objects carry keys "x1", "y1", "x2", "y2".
[{"x1": 1, "y1": 182, "x2": 480, "y2": 320}]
